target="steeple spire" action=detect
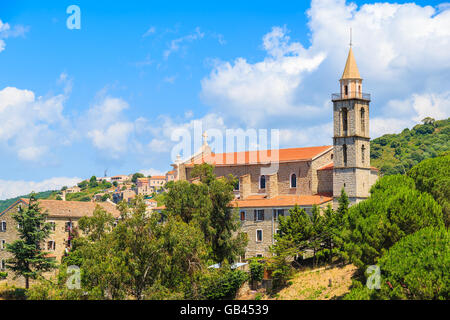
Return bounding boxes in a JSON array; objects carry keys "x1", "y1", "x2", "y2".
[{"x1": 341, "y1": 47, "x2": 361, "y2": 80}]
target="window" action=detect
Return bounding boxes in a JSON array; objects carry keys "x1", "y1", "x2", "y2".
[
  {"x1": 256, "y1": 254, "x2": 263, "y2": 258},
  {"x1": 344, "y1": 85, "x2": 348, "y2": 95},
  {"x1": 360, "y1": 108, "x2": 366, "y2": 133},
  {"x1": 0, "y1": 240, "x2": 5, "y2": 250},
  {"x1": 254, "y1": 210, "x2": 264, "y2": 221},
  {"x1": 259, "y1": 175, "x2": 266, "y2": 189},
  {"x1": 234, "y1": 179, "x2": 240, "y2": 191},
  {"x1": 342, "y1": 108, "x2": 348, "y2": 132},
  {"x1": 240, "y1": 211, "x2": 246, "y2": 221},
  {"x1": 343, "y1": 144, "x2": 348, "y2": 166},
  {"x1": 256, "y1": 230, "x2": 263, "y2": 242},
  {"x1": 361, "y1": 145, "x2": 366, "y2": 164},
  {"x1": 273, "y1": 209, "x2": 284, "y2": 221},
  {"x1": 65, "y1": 221, "x2": 73, "y2": 232},
  {"x1": 0, "y1": 260, "x2": 5, "y2": 270},
  {"x1": 48, "y1": 222, "x2": 56, "y2": 231},
  {"x1": 47, "y1": 240, "x2": 56, "y2": 251},
  {"x1": 290, "y1": 173, "x2": 297, "y2": 188},
  {"x1": 0, "y1": 221, "x2": 6, "y2": 232}
]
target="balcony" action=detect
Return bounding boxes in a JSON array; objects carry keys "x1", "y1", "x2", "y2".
[{"x1": 331, "y1": 92, "x2": 371, "y2": 101}]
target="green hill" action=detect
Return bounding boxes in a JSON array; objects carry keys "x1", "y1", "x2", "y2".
[
  {"x1": 0, "y1": 190, "x2": 57, "y2": 213},
  {"x1": 371, "y1": 117, "x2": 450, "y2": 175}
]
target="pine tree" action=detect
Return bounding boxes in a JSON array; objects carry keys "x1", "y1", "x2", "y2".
[{"x1": 6, "y1": 194, "x2": 56, "y2": 288}]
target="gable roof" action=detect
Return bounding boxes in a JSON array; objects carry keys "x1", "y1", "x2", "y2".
[
  {"x1": 1, "y1": 199, "x2": 120, "y2": 219},
  {"x1": 184, "y1": 146, "x2": 333, "y2": 167}
]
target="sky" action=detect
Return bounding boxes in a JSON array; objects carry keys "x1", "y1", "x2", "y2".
[{"x1": 0, "y1": 0, "x2": 449, "y2": 199}]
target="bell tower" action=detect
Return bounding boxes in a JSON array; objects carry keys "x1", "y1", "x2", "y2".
[{"x1": 332, "y1": 44, "x2": 372, "y2": 206}]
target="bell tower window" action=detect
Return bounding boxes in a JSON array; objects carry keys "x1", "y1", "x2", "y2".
[
  {"x1": 361, "y1": 145, "x2": 366, "y2": 165},
  {"x1": 344, "y1": 85, "x2": 348, "y2": 96},
  {"x1": 360, "y1": 107, "x2": 365, "y2": 134},
  {"x1": 343, "y1": 144, "x2": 348, "y2": 167},
  {"x1": 342, "y1": 108, "x2": 348, "y2": 133}
]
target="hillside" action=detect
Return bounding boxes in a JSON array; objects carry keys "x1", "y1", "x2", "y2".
[
  {"x1": 0, "y1": 190, "x2": 57, "y2": 213},
  {"x1": 371, "y1": 117, "x2": 449, "y2": 175}
]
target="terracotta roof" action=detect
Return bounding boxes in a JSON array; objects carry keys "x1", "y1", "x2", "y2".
[
  {"x1": 232, "y1": 194, "x2": 333, "y2": 208},
  {"x1": 341, "y1": 47, "x2": 361, "y2": 80},
  {"x1": 184, "y1": 146, "x2": 332, "y2": 167},
  {"x1": 166, "y1": 170, "x2": 175, "y2": 175},
  {"x1": 17, "y1": 199, "x2": 121, "y2": 218},
  {"x1": 150, "y1": 176, "x2": 166, "y2": 180},
  {"x1": 318, "y1": 163, "x2": 379, "y2": 171},
  {"x1": 318, "y1": 163, "x2": 334, "y2": 171}
]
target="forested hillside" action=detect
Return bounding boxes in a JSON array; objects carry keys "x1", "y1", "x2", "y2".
[
  {"x1": 0, "y1": 190, "x2": 56, "y2": 213},
  {"x1": 371, "y1": 117, "x2": 449, "y2": 175}
]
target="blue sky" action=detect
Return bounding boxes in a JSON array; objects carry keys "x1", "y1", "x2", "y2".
[{"x1": 0, "y1": 0, "x2": 449, "y2": 199}]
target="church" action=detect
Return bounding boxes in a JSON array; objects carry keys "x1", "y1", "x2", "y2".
[{"x1": 171, "y1": 46, "x2": 379, "y2": 258}]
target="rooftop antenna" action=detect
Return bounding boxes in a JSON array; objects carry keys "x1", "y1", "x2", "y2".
[
  {"x1": 104, "y1": 169, "x2": 108, "y2": 177},
  {"x1": 349, "y1": 27, "x2": 353, "y2": 47}
]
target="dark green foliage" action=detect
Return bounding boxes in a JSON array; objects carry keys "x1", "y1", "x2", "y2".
[
  {"x1": 200, "y1": 268, "x2": 248, "y2": 300},
  {"x1": 88, "y1": 176, "x2": 98, "y2": 188},
  {"x1": 249, "y1": 260, "x2": 264, "y2": 282},
  {"x1": 371, "y1": 117, "x2": 449, "y2": 175},
  {"x1": 408, "y1": 154, "x2": 450, "y2": 227},
  {"x1": 131, "y1": 173, "x2": 145, "y2": 184},
  {"x1": 5, "y1": 194, "x2": 57, "y2": 288},
  {"x1": 345, "y1": 227, "x2": 449, "y2": 300},
  {"x1": 342, "y1": 176, "x2": 444, "y2": 269}
]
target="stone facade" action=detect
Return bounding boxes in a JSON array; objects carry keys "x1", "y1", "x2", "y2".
[{"x1": 0, "y1": 199, "x2": 119, "y2": 287}]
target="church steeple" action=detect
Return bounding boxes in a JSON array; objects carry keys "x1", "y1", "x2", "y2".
[
  {"x1": 332, "y1": 42, "x2": 373, "y2": 207},
  {"x1": 341, "y1": 47, "x2": 361, "y2": 80}
]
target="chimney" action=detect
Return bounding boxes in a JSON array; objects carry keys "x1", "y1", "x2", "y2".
[
  {"x1": 239, "y1": 174, "x2": 251, "y2": 199},
  {"x1": 267, "y1": 173, "x2": 279, "y2": 199}
]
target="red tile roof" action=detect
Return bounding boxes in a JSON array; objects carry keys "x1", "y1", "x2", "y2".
[
  {"x1": 185, "y1": 146, "x2": 332, "y2": 167},
  {"x1": 16, "y1": 199, "x2": 121, "y2": 218},
  {"x1": 150, "y1": 176, "x2": 166, "y2": 180},
  {"x1": 232, "y1": 194, "x2": 333, "y2": 208},
  {"x1": 317, "y1": 163, "x2": 379, "y2": 171}
]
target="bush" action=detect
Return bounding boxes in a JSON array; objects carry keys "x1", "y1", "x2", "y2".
[
  {"x1": 249, "y1": 260, "x2": 264, "y2": 283},
  {"x1": 201, "y1": 268, "x2": 248, "y2": 300}
]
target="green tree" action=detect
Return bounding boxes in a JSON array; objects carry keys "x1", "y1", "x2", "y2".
[
  {"x1": 341, "y1": 176, "x2": 444, "y2": 269},
  {"x1": 6, "y1": 195, "x2": 57, "y2": 289},
  {"x1": 131, "y1": 173, "x2": 145, "y2": 184},
  {"x1": 345, "y1": 227, "x2": 449, "y2": 300},
  {"x1": 408, "y1": 154, "x2": 450, "y2": 227},
  {"x1": 89, "y1": 176, "x2": 98, "y2": 188}
]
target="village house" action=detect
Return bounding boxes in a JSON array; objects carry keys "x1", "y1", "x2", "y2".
[
  {"x1": 0, "y1": 199, "x2": 120, "y2": 287},
  {"x1": 110, "y1": 175, "x2": 130, "y2": 184},
  {"x1": 170, "y1": 46, "x2": 379, "y2": 259}
]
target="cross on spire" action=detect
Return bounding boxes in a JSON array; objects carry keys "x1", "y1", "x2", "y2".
[{"x1": 202, "y1": 131, "x2": 208, "y2": 146}]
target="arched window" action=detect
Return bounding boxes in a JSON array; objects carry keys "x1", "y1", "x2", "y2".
[
  {"x1": 342, "y1": 108, "x2": 348, "y2": 133},
  {"x1": 343, "y1": 144, "x2": 348, "y2": 166},
  {"x1": 361, "y1": 145, "x2": 366, "y2": 164},
  {"x1": 360, "y1": 108, "x2": 365, "y2": 134},
  {"x1": 344, "y1": 85, "x2": 348, "y2": 96},
  {"x1": 260, "y1": 175, "x2": 266, "y2": 189},
  {"x1": 290, "y1": 173, "x2": 297, "y2": 188}
]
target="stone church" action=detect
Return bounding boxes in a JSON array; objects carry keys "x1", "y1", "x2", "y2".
[{"x1": 172, "y1": 46, "x2": 379, "y2": 258}]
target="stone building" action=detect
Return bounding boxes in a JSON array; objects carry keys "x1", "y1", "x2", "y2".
[
  {"x1": 171, "y1": 46, "x2": 379, "y2": 259},
  {"x1": 0, "y1": 199, "x2": 120, "y2": 287}
]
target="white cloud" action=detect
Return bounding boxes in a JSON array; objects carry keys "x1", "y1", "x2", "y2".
[
  {"x1": 164, "y1": 27, "x2": 205, "y2": 59},
  {"x1": 143, "y1": 26, "x2": 156, "y2": 38},
  {"x1": 0, "y1": 19, "x2": 28, "y2": 53},
  {"x1": 0, "y1": 177, "x2": 82, "y2": 201},
  {"x1": 201, "y1": 26, "x2": 326, "y2": 127},
  {"x1": 200, "y1": 0, "x2": 450, "y2": 146},
  {"x1": 139, "y1": 168, "x2": 165, "y2": 177},
  {"x1": 0, "y1": 86, "x2": 68, "y2": 162}
]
